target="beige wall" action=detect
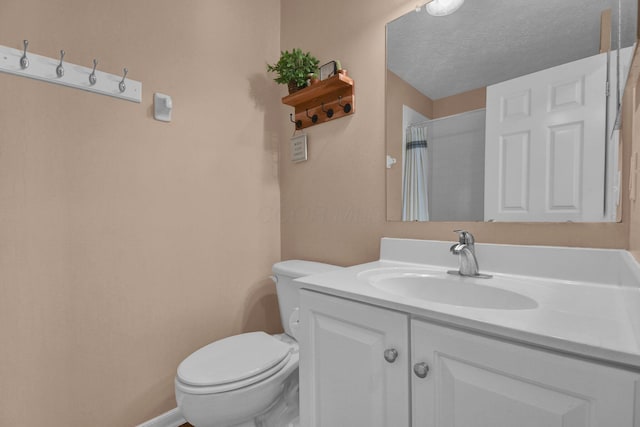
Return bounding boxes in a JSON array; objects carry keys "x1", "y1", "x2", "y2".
[
  {"x1": 626, "y1": 45, "x2": 640, "y2": 258},
  {"x1": 280, "y1": 0, "x2": 630, "y2": 267},
  {"x1": 0, "y1": 0, "x2": 281, "y2": 425},
  {"x1": 433, "y1": 87, "x2": 486, "y2": 118}
]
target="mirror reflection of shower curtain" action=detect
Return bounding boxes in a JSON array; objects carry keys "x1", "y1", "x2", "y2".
[{"x1": 402, "y1": 125, "x2": 429, "y2": 221}]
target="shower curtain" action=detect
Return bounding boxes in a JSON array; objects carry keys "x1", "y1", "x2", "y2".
[{"x1": 402, "y1": 125, "x2": 429, "y2": 221}]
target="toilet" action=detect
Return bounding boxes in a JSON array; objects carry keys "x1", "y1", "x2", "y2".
[{"x1": 175, "y1": 260, "x2": 341, "y2": 427}]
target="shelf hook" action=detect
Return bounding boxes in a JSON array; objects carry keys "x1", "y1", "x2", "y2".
[
  {"x1": 118, "y1": 68, "x2": 128, "y2": 92},
  {"x1": 321, "y1": 102, "x2": 334, "y2": 118},
  {"x1": 56, "y1": 50, "x2": 65, "y2": 78},
  {"x1": 306, "y1": 109, "x2": 318, "y2": 124},
  {"x1": 338, "y1": 95, "x2": 352, "y2": 114},
  {"x1": 89, "y1": 59, "x2": 98, "y2": 85},
  {"x1": 20, "y1": 40, "x2": 29, "y2": 69},
  {"x1": 290, "y1": 113, "x2": 302, "y2": 129}
]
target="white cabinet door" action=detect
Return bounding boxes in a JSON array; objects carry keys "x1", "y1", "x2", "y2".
[
  {"x1": 299, "y1": 290, "x2": 410, "y2": 427},
  {"x1": 412, "y1": 319, "x2": 640, "y2": 427},
  {"x1": 485, "y1": 51, "x2": 607, "y2": 221}
]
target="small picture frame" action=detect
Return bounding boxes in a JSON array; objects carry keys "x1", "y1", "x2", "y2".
[
  {"x1": 290, "y1": 134, "x2": 308, "y2": 163},
  {"x1": 319, "y1": 61, "x2": 337, "y2": 80}
]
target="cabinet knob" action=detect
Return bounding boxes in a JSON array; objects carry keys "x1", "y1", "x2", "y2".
[
  {"x1": 384, "y1": 348, "x2": 398, "y2": 363},
  {"x1": 413, "y1": 362, "x2": 429, "y2": 378}
]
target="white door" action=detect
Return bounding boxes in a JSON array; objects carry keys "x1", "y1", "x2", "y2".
[
  {"x1": 299, "y1": 290, "x2": 410, "y2": 427},
  {"x1": 412, "y1": 319, "x2": 640, "y2": 427},
  {"x1": 485, "y1": 52, "x2": 607, "y2": 221}
]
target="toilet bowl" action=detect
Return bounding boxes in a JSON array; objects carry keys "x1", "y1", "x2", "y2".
[{"x1": 175, "y1": 260, "x2": 342, "y2": 427}]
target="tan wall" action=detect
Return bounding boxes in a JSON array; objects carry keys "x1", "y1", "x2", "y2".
[
  {"x1": 280, "y1": 0, "x2": 630, "y2": 267},
  {"x1": 385, "y1": 70, "x2": 433, "y2": 221},
  {"x1": 0, "y1": 0, "x2": 281, "y2": 425},
  {"x1": 433, "y1": 87, "x2": 487, "y2": 118},
  {"x1": 627, "y1": 46, "x2": 640, "y2": 259}
]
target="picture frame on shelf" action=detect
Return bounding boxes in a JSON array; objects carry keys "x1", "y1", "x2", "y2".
[{"x1": 319, "y1": 61, "x2": 337, "y2": 80}]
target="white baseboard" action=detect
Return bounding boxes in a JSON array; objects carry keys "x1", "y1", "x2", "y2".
[{"x1": 136, "y1": 408, "x2": 186, "y2": 427}]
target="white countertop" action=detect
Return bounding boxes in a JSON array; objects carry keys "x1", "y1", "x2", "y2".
[{"x1": 296, "y1": 239, "x2": 640, "y2": 370}]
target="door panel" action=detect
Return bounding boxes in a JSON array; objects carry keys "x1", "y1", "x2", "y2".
[
  {"x1": 412, "y1": 319, "x2": 640, "y2": 427},
  {"x1": 485, "y1": 52, "x2": 607, "y2": 221}
]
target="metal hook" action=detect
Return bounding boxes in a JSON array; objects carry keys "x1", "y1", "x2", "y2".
[
  {"x1": 321, "y1": 102, "x2": 334, "y2": 118},
  {"x1": 118, "y1": 68, "x2": 128, "y2": 92},
  {"x1": 289, "y1": 113, "x2": 302, "y2": 129},
  {"x1": 89, "y1": 59, "x2": 98, "y2": 85},
  {"x1": 20, "y1": 40, "x2": 29, "y2": 69},
  {"x1": 338, "y1": 96, "x2": 352, "y2": 113},
  {"x1": 306, "y1": 109, "x2": 318, "y2": 124},
  {"x1": 56, "y1": 50, "x2": 65, "y2": 78}
]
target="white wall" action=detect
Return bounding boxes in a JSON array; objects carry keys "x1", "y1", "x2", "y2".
[{"x1": 428, "y1": 109, "x2": 486, "y2": 221}]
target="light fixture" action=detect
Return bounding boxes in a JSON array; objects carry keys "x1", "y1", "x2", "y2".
[{"x1": 421, "y1": 0, "x2": 465, "y2": 16}]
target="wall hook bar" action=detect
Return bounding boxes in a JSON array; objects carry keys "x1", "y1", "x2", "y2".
[
  {"x1": 306, "y1": 109, "x2": 318, "y2": 124},
  {"x1": 0, "y1": 43, "x2": 142, "y2": 103},
  {"x1": 89, "y1": 59, "x2": 98, "y2": 85},
  {"x1": 289, "y1": 113, "x2": 302, "y2": 129},
  {"x1": 56, "y1": 50, "x2": 65, "y2": 78},
  {"x1": 321, "y1": 102, "x2": 334, "y2": 118},
  {"x1": 20, "y1": 40, "x2": 29, "y2": 69},
  {"x1": 118, "y1": 67, "x2": 128, "y2": 92},
  {"x1": 338, "y1": 95, "x2": 352, "y2": 113}
]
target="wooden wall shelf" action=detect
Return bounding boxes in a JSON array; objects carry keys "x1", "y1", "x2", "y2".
[{"x1": 282, "y1": 73, "x2": 355, "y2": 129}]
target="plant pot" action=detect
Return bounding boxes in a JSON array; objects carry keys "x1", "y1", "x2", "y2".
[{"x1": 288, "y1": 81, "x2": 306, "y2": 94}]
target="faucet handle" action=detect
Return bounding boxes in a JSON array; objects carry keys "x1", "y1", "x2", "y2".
[{"x1": 453, "y1": 229, "x2": 474, "y2": 245}]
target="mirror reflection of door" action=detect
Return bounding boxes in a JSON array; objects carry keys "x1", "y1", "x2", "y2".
[{"x1": 386, "y1": 0, "x2": 638, "y2": 222}]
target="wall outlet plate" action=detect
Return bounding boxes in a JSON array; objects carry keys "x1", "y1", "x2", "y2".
[{"x1": 291, "y1": 134, "x2": 308, "y2": 162}]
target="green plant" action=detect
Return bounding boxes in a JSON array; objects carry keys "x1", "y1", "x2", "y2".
[{"x1": 267, "y1": 48, "x2": 320, "y2": 88}]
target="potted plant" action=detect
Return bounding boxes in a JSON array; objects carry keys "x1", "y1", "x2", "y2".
[{"x1": 267, "y1": 48, "x2": 320, "y2": 94}]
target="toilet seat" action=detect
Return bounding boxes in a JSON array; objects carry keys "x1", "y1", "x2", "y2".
[{"x1": 176, "y1": 332, "x2": 292, "y2": 394}]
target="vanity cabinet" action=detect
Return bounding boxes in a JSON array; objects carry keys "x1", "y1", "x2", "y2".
[
  {"x1": 411, "y1": 319, "x2": 640, "y2": 427},
  {"x1": 300, "y1": 290, "x2": 640, "y2": 427},
  {"x1": 298, "y1": 290, "x2": 410, "y2": 427}
]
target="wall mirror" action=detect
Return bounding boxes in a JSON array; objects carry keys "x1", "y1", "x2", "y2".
[{"x1": 386, "y1": 0, "x2": 638, "y2": 222}]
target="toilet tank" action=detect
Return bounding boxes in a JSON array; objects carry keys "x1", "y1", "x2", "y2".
[{"x1": 272, "y1": 260, "x2": 343, "y2": 338}]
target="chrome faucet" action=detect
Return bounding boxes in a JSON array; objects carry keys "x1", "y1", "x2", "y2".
[{"x1": 448, "y1": 230, "x2": 492, "y2": 278}]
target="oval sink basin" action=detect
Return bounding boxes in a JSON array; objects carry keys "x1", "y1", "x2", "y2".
[{"x1": 365, "y1": 271, "x2": 537, "y2": 310}]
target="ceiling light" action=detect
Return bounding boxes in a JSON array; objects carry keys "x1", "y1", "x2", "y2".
[{"x1": 425, "y1": 0, "x2": 465, "y2": 16}]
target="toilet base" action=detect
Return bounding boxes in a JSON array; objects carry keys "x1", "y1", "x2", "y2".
[{"x1": 255, "y1": 370, "x2": 299, "y2": 427}]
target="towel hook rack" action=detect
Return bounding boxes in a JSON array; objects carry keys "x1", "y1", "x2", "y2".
[
  {"x1": 20, "y1": 40, "x2": 29, "y2": 69},
  {"x1": 321, "y1": 102, "x2": 334, "y2": 118},
  {"x1": 338, "y1": 95, "x2": 352, "y2": 113},
  {"x1": 118, "y1": 68, "x2": 128, "y2": 92},
  {"x1": 306, "y1": 109, "x2": 318, "y2": 124},
  {"x1": 289, "y1": 113, "x2": 302, "y2": 129},
  {"x1": 89, "y1": 59, "x2": 98, "y2": 85},
  {"x1": 56, "y1": 50, "x2": 65, "y2": 78}
]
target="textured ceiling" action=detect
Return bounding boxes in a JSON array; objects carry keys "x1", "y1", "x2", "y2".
[{"x1": 387, "y1": 0, "x2": 637, "y2": 100}]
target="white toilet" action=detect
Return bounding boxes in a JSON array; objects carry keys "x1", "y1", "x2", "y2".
[{"x1": 175, "y1": 260, "x2": 341, "y2": 427}]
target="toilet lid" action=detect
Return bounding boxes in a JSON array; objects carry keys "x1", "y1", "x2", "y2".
[{"x1": 177, "y1": 332, "x2": 291, "y2": 387}]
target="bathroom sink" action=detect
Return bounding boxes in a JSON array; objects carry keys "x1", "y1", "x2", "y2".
[{"x1": 360, "y1": 269, "x2": 538, "y2": 310}]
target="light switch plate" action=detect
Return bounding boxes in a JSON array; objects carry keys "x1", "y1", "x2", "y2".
[
  {"x1": 291, "y1": 134, "x2": 308, "y2": 163},
  {"x1": 154, "y1": 92, "x2": 173, "y2": 122}
]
